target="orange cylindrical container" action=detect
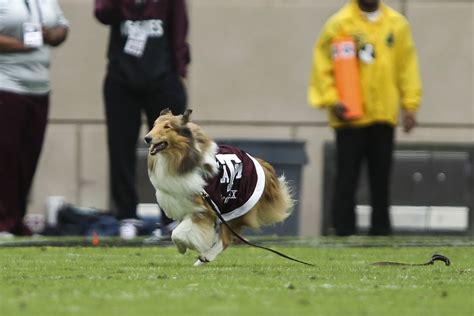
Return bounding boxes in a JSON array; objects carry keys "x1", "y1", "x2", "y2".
[{"x1": 331, "y1": 36, "x2": 364, "y2": 120}]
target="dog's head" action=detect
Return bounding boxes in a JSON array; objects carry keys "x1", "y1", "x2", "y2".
[
  {"x1": 145, "y1": 108, "x2": 215, "y2": 175},
  {"x1": 144, "y1": 108, "x2": 194, "y2": 156}
]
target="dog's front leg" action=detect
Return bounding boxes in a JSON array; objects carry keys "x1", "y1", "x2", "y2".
[
  {"x1": 194, "y1": 224, "x2": 233, "y2": 266},
  {"x1": 171, "y1": 219, "x2": 190, "y2": 254},
  {"x1": 171, "y1": 213, "x2": 216, "y2": 257},
  {"x1": 194, "y1": 238, "x2": 223, "y2": 266}
]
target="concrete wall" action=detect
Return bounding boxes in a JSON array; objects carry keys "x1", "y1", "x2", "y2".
[{"x1": 29, "y1": 0, "x2": 474, "y2": 236}]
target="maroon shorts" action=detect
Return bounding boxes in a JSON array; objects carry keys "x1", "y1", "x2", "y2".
[{"x1": 0, "y1": 90, "x2": 49, "y2": 235}]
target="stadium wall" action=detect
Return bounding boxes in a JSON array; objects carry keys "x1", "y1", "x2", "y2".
[{"x1": 29, "y1": 0, "x2": 473, "y2": 236}]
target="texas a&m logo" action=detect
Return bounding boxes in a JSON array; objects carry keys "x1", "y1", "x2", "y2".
[{"x1": 216, "y1": 154, "x2": 242, "y2": 203}]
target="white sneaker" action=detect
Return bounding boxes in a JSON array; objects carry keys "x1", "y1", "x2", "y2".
[
  {"x1": 119, "y1": 219, "x2": 142, "y2": 240},
  {"x1": 143, "y1": 221, "x2": 176, "y2": 245},
  {"x1": 0, "y1": 231, "x2": 14, "y2": 238}
]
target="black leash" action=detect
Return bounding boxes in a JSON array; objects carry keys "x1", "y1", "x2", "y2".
[
  {"x1": 201, "y1": 192, "x2": 314, "y2": 267},
  {"x1": 200, "y1": 193, "x2": 451, "y2": 269},
  {"x1": 371, "y1": 254, "x2": 451, "y2": 267}
]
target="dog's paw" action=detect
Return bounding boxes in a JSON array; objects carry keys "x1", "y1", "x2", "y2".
[
  {"x1": 171, "y1": 230, "x2": 188, "y2": 254},
  {"x1": 193, "y1": 257, "x2": 209, "y2": 267},
  {"x1": 174, "y1": 240, "x2": 187, "y2": 254}
]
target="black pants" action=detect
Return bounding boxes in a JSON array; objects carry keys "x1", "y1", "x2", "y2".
[
  {"x1": 331, "y1": 123, "x2": 394, "y2": 236},
  {"x1": 103, "y1": 72, "x2": 186, "y2": 225}
]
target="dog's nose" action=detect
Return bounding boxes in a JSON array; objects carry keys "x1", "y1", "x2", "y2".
[{"x1": 144, "y1": 135, "x2": 152, "y2": 144}]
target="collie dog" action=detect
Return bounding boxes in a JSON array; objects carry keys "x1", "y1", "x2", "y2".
[{"x1": 144, "y1": 109, "x2": 293, "y2": 266}]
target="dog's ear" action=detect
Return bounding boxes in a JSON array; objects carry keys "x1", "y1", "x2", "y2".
[
  {"x1": 160, "y1": 108, "x2": 171, "y2": 116},
  {"x1": 178, "y1": 126, "x2": 193, "y2": 139},
  {"x1": 182, "y1": 109, "x2": 193, "y2": 125}
]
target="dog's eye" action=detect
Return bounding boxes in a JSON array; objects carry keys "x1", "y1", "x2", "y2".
[{"x1": 164, "y1": 124, "x2": 171, "y2": 129}]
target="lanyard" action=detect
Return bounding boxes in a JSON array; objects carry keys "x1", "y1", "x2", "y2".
[{"x1": 24, "y1": 0, "x2": 43, "y2": 23}]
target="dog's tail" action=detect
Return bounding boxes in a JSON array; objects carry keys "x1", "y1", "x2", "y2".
[
  {"x1": 243, "y1": 160, "x2": 294, "y2": 228},
  {"x1": 277, "y1": 174, "x2": 295, "y2": 217}
]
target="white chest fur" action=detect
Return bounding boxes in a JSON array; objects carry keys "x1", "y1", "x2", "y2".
[
  {"x1": 148, "y1": 142, "x2": 218, "y2": 221},
  {"x1": 149, "y1": 157, "x2": 206, "y2": 220}
]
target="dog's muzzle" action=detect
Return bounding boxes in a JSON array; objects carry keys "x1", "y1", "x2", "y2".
[
  {"x1": 144, "y1": 135, "x2": 168, "y2": 155},
  {"x1": 149, "y1": 141, "x2": 168, "y2": 155}
]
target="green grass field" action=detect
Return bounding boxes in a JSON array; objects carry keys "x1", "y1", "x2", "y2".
[{"x1": 0, "y1": 237, "x2": 473, "y2": 316}]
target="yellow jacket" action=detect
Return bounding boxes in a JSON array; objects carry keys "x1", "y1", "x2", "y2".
[{"x1": 307, "y1": 0, "x2": 422, "y2": 128}]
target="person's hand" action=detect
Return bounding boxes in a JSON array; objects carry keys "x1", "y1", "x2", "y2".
[
  {"x1": 0, "y1": 34, "x2": 35, "y2": 53},
  {"x1": 331, "y1": 103, "x2": 348, "y2": 121},
  {"x1": 42, "y1": 27, "x2": 55, "y2": 45},
  {"x1": 42, "y1": 26, "x2": 68, "y2": 47},
  {"x1": 402, "y1": 110, "x2": 417, "y2": 133},
  {"x1": 17, "y1": 42, "x2": 35, "y2": 52},
  {"x1": 42, "y1": 26, "x2": 53, "y2": 44}
]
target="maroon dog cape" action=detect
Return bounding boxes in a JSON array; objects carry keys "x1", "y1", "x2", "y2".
[{"x1": 204, "y1": 145, "x2": 265, "y2": 221}]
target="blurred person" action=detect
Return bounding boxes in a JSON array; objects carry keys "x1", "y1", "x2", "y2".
[
  {"x1": 94, "y1": 0, "x2": 190, "y2": 240},
  {"x1": 307, "y1": 0, "x2": 422, "y2": 236},
  {"x1": 0, "y1": 0, "x2": 68, "y2": 236}
]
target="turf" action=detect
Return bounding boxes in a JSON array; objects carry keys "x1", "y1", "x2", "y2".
[{"x1": 0, "y1": 238, "x2": 473, "y2": 316}]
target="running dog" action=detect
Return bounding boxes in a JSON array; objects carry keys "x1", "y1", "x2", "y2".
[{"x1": 144, "y1": 109, "x2": 293, "y2": 266}]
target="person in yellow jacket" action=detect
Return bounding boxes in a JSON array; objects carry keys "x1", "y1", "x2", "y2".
[{"x1": 308, "y1": 0, "x2": 422, "y2": 236}]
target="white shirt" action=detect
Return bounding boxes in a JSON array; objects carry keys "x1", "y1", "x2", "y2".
[
  {"x1": 363, "y1": 9, "x2": 381, "y2": 23},
  {"x1": 0, "y1": 0, "x2": 69, "y2": 95}
]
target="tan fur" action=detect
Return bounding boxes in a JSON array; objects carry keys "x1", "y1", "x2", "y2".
[
  {"x1": 147, "y1": 113, "x2": 202, "y2": 175},
  {"x1": 191, "y1": 196, "x2": 235, "y2": 252},
  {"x1": 240, "y1": 159, "x2": 293, "y2": 229},
  {"x1": 145, "y1": 110, "x2": 294, "y2": 264}
]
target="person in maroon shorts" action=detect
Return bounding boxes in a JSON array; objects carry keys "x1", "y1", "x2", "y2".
[{"x1": 0, "y1": 0, "x2": 68, "y2": 236}]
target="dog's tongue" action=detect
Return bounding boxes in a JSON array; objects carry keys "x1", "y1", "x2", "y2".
[{"x1": 150, "y1": 141, "x2": 167, "y2": 155}]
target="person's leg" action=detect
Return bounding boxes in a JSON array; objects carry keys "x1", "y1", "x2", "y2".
[
  {"x1": 331, "y1": 127, "x2": 367, "y2": 236},
  {"x1": 143, "y1": 73, "x2": 187, "y2": 127},
  {"x1": 143, "y1": 73, "x2": 187, "y2": 229},
  {"x1": 103, "y1": 76, "x2": 142, "y2": 220},
  {"x1": 0, "y1": 92, "x2": 29, "y2": 233},
  {"x1": 16, "y1": 94, "x2": 49, "y2": 235},
  {"x1": 367, "y1": 123, "x2": 394, "y2": 236}
]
